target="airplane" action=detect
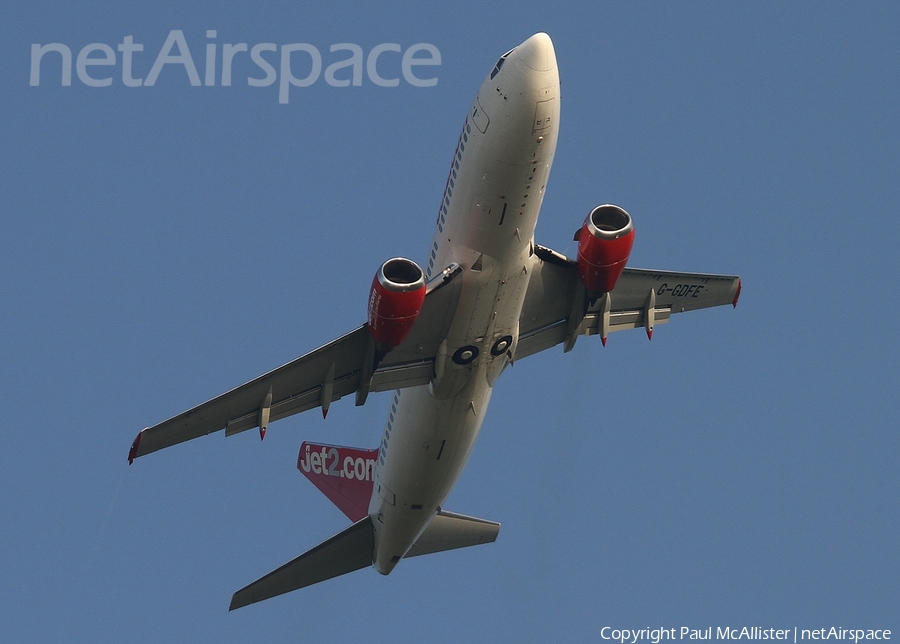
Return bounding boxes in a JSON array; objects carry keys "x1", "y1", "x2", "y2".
[{"x1": 128, "y1": 32, "x2": 741, "y2": 610}]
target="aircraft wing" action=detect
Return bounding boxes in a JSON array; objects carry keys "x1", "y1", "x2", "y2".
[
  {"x1": 129, "y1": 266, "x2": 462, "y2": 462},
  {"x1": 515, "y1": 245, "x2": 741, "y2": 360}
]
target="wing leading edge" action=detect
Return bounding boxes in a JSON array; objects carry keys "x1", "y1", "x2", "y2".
[{"x1": 129, "y1": 266, "x2": 462, "y2": 462}]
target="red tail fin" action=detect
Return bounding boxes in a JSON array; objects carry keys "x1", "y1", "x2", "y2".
[{"x1": 297, "y1": 442, "x2": 378, "y2": 522}]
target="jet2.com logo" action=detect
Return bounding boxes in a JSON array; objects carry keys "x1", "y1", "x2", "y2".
[{"x1": 29, "y1": 29, "x2": 441, "y2": 104}]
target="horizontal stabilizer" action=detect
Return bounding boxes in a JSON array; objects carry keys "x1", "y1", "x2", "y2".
[
  {"x1": 229, "y1": 516, "x2": 374, "y2": 611},
  {"x1": 406, "y1": 510, "x2": 500, "y2": 557}
]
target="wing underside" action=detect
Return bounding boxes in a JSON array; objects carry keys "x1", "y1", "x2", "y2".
[
  {"x1": 516, "y1": 246, "x2": 740, "y2": 359},
  {"x1": 130, "y1": 249, "x2": 738, "y2": 461},
  {"x1": 129, "y1": 267, "x2": 462, "y2": 461}
]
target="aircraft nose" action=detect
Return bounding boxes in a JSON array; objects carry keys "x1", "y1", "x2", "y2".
[{"x1": 515, "y1": 32, "x2": 556, "y2": 71}]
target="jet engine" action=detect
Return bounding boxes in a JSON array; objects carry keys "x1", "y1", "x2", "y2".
[
  {"x1": 367, "y1": 257, "x2": 427, "y2": 348},
  {"x1": 575, "y1": 204, "x2": 635, "y2": 293}
]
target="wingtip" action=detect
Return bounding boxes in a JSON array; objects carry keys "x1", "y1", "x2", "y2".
[
  {"x1": 127, "y1": 430, "x2": 143, "y2": 465},
  {"x1": 601, "y1": 336, "x2": 607, "y2": 347},
  {"x1": 732, "y1": 278, "x2": 742, "y2": 308}
]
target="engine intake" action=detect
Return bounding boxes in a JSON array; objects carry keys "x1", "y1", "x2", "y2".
[
  {"x1": 576, "y1": 204, "x2": 635, "y2": 293},
  {"x1": 367, "y1": 258, "x2": 427, "y2": 348}
]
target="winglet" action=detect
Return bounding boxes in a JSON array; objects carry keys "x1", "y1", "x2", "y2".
[{"x1": 732, "y1": 278, "x2": 742, "y2": 308}]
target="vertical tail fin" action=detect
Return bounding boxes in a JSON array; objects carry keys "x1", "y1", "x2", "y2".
[{"x1": 297, "y1": 442, "x2": 378, "y2": 522}]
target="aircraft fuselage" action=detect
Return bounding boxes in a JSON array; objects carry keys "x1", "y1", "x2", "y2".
[
  {"x1": 370, "y1": 33, "x2": 560, "y2": 573},
  {"x1": 130, "y1": 32, "x2": 740, "y2": 608}
]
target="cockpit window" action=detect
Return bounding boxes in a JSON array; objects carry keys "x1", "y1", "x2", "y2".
[{"x1": 490, "y1": 48, "x2": 515, "y2": 79}]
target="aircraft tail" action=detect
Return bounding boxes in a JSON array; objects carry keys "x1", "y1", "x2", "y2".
[
  {"x1": 229, "y1": 508, "x2": 500, "y2": 610},
  {"x1": 297, "y1": 441, "x2": 378, "y2": 521},
  {"x1": 229, "y1": 516, "x2": 374, "y2": 610},
  {"x1": 407, "y1": 510, "x2": 500, "y2": 557}
]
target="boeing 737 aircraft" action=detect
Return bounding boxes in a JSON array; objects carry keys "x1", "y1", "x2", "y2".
[{"x1": 128, "y1": 33, "x2": 740, "y2": 610}]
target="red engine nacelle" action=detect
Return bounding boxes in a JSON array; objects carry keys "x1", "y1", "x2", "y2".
[
  {"x1": 367, "y1": 257, "x2": 427, "y2": 348},
  {"x1": 576, "y1": 204, "x2": 635, "y2": 293}
]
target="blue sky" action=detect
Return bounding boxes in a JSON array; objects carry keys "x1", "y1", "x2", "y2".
[{"x1": 2, "y1": 2, "x2": 898, "y2": 641}]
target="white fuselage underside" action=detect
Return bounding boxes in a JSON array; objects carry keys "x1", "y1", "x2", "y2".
[{"x1": 369, "y1": 34, "x2": 560, "y2": 573}]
